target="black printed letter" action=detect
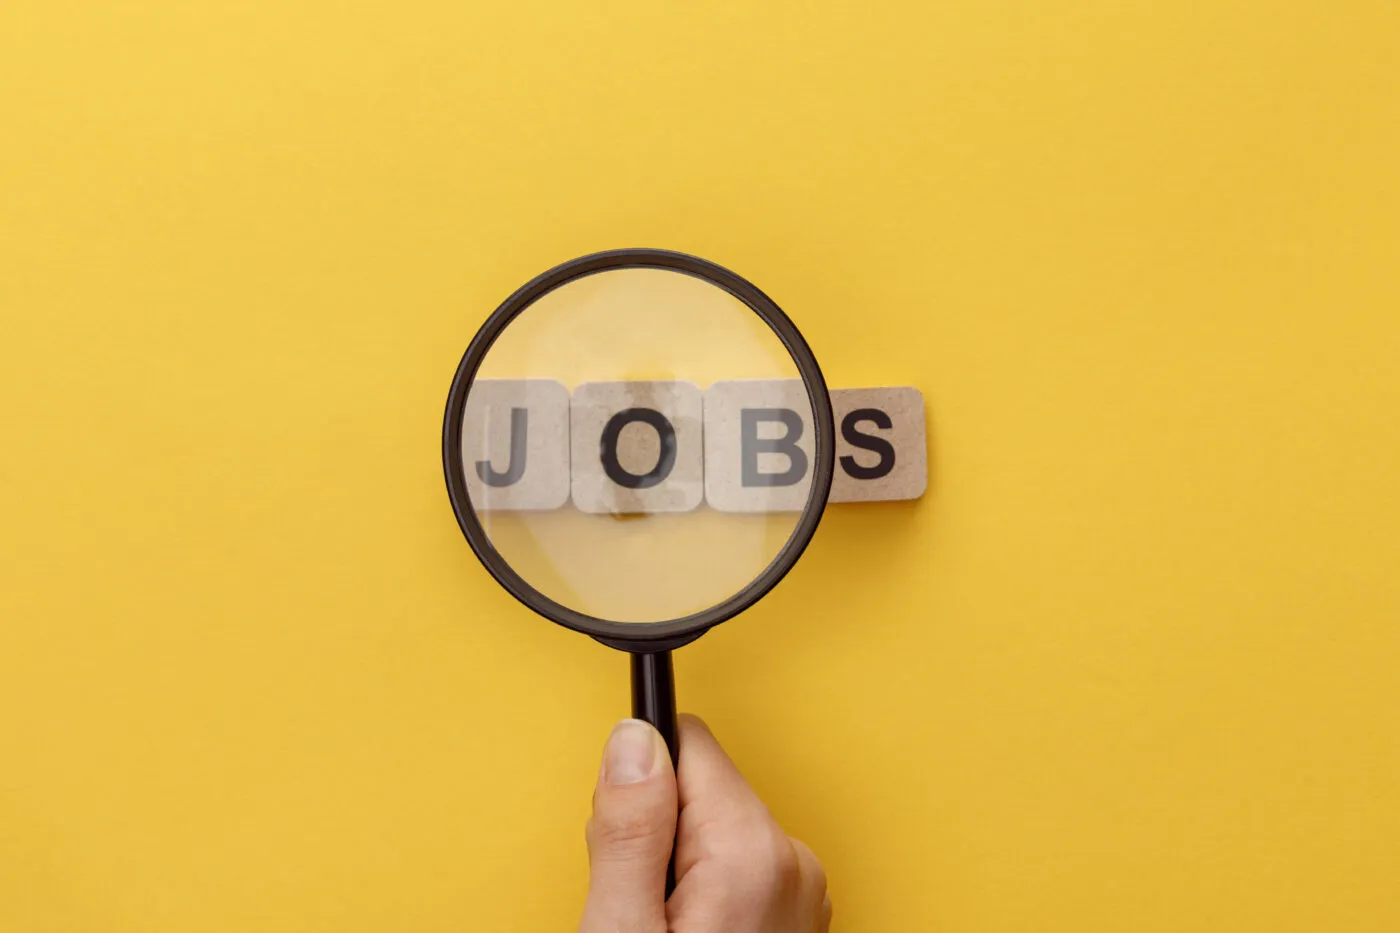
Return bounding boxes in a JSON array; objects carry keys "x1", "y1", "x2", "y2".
[
  {"x1": 741, "y1": 409, "x2": 808, "y2": 487},
  {"x1": 474, "y1": 407, "x2": 529, "y2": 486},
  {"x1": 839, "y1": 408, "x2": 896, "y2": 480},
  {"x1": 600, "y1": 408, "x2": 677, "y2": 489}
]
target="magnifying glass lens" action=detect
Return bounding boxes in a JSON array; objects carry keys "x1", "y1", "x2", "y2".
[{"x1": 461, "y1": 267, "x2": 817, "y2": 624}]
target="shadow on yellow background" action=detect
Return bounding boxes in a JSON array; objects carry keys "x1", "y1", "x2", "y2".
[{"x1": 2, "y1": 1, "x2": 1397, "y2": 931}]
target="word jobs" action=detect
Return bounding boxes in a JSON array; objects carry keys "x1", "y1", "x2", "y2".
[{"x1": 462, "y1": 379, "x2": 927, "y2": 513}]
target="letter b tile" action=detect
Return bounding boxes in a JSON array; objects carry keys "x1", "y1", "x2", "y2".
[
  {"x1": 461, "y1": 379, "x2": 571, "y2": 510},
  {"x1": 704, "y1": 379, "x2": 814, "y2": 512},
  {"x1": 571, "y1": 381, "x2": 704, "y2": 514}
]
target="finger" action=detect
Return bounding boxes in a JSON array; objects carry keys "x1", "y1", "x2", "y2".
[
  {"x1": 673, "y1": 714, "x2": 799, "y2": 895},
  {"x1": 675, "y1": 714, "x2": 770, "y2": 818},
  {"x1": 790, "y1": 837, "x2": 828, "y2": 907},
  {"x1": 821, "y1": 893, "x2": 833, "y2": 931},
  {"x1": 673, "y1": 715, "x2": 774, "y2": 875},
  {"x1": 578, "y1": 719, "x2": 676, "y2": 933},
  {"x1": 791, "y1": 837, "x2": 829, "y2": 931}
]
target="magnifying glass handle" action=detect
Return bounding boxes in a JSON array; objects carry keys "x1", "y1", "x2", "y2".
[{"x1": 630, "y1": 650, "x2": 680, "y2": 896}]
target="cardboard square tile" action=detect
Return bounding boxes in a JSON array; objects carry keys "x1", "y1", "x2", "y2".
[
  {"x1": 830, "y1": 386, "x2": 927, "y2": 503},
  {"x1": 570, "y1": 381, "x2": 704, "y2": 514},
  {"x1": 461, "y1": 379, "x2": 572, "y2": 510},
  {"x1": 704, "y1": 379, "x2": 814, "y2": 512}
]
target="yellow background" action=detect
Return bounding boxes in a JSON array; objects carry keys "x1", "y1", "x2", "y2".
[{"x1": 2, "y1": 1, "x2": 1397, "y2": 930}]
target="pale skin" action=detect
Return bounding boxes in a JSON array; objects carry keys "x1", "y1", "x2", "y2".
[{"x1": 580, "y1": 715, "x2": 832, "y2": 933}]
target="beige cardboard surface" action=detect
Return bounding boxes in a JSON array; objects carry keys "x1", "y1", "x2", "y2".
[
  {"x1": 461, "y1": 379, "x2": 571, "y2": 510},
  {"x1": 830, "y1": 386, "x2": 928, "y2": 502},
  {"x1": 703, "y1": 379, "x2": 814, "y2": 512},
  {"x1": 570, "y1": 381, "x2": 704, "y2": 513}
]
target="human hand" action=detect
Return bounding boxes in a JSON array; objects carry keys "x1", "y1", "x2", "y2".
[{"x1": 579, "y1": 715, "x2": 831, "y2": 933}]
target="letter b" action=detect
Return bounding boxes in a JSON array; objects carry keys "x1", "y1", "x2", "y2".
[{"x1": 740, "y1": 408, "x2": 808, "y2": 487}]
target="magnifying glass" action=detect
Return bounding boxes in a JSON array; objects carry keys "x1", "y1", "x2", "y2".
[{"x1": 442, "y1": 248, "x2": 834, "y2": 889}]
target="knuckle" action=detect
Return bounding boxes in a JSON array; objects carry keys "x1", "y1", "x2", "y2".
[
  {"x1": 769, "y1": 836, "x2": 803, "y2": 891},
  {"x1": 738, "y1": 825, "x2": 800, "y2": 893},
  {"x1": 791, "y1": 837, "x2": 827, "y2": 894}
]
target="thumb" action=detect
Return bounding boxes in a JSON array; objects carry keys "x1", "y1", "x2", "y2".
[{"x1": 579, "y1": 719, "x2": 676, "y2": 933}]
